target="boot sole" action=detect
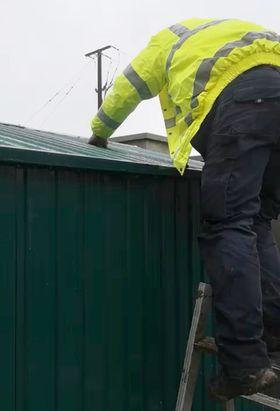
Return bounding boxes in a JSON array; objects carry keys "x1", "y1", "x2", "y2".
[{"x1": 208, "y1": 370, "x2": 278, "y2": 401}]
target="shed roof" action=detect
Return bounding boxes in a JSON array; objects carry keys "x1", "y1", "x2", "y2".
[{"x1": 0, "y1": 123, "x2": 202, "y2": 176}]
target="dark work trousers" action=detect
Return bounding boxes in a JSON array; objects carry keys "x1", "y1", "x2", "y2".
[{"x1": 191, "y1": 65, "x2": 280, "y2": 375}]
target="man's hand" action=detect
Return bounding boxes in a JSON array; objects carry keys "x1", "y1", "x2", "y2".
[{"x1": 88, "y1": 134, "x2": 108, "y2": 148}]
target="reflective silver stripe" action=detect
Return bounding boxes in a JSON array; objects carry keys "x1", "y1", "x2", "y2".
[
  {"x1": 169, "y1": 24, "x2": 189, "y2": 37},
  {"x1": 190, "y1": 31, "x2": 280, "y2": 109},
  {"x1": 175, "y1": 105, "x2": 182, "y2": 115},
  {"x1": 97, "y1": 108, "x2": 120, "y2": 130},
  {"x1": 165, "y1": 117, "x2": 176, "y2": 128},
  {"x1": 185, "y1": 112, "x2": 193, "y2": 126},
  {"x1": 124, "y1": 64, "x2": 153, "y2": 99},
  {"x1": 166, "y1": 19, "x2": 229, "y2": 72},
  {"x1": 190, "y1": 96, "x2": 199, "y2": 110}
]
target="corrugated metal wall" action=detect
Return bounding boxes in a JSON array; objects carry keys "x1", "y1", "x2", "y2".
[{"x1": 0, "y1": 163, "x2": 266, "y2": 411}]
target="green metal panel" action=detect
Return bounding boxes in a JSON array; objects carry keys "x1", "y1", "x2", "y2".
[
  {"x1": 0, "y1": 124, "x2": 270, "y2": 411},
  {"x1": 0, "y1": 123, "x2": 202, "y2": 177},
  {"x1": 56, "y1": 170, "x2": 84, "y2": 411},
  {"x1": 25, "y1": 168, "x2": 56, "y2": 411},
  {"x1": 0, "y1": 166, "x2": 17, "y2": 410}
]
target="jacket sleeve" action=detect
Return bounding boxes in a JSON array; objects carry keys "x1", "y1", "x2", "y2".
[{"x1": 91, "y1": 36, "x2": 166, "y2": 138}]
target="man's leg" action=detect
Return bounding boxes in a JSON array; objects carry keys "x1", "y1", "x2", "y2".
[
  {"x1": 195, "y1": 67, "x2": 280, "y2": 383},
  {"x1": 199, "y1": 131, "x2": 271, "y2": 374},
  {"x1": 253, "y1": 146, "x2": 280, "y2": 346}
]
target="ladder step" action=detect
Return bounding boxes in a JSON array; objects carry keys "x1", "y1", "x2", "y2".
[
  {"x1": 194, "y1": 337, "x2": 217, "y2": 353},
  {"x1": 178, "y1": 284, "x2": 280, "y2": 411},
  {"x1": 242, "y1": 393, "x2": 280, "y2": 410}
]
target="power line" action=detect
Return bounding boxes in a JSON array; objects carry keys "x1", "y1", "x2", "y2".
[
  {"x1": 24, "y1": 60, "x2": 92, "y2": 126},
  {"x1": 38, "y1": 73, "x2": 86, "y2": 127},
  {"x1": 114, "y1": 46, "x2": 135, "y2": 59},
  {"x1": 104, "y1": 49, "x2": 121, "y2": 97},
  {"x1": 24, "y1": 46, "x2": 131, "y2": 129},
  {"x1": 104, "y1": 58, "x2": 113, "y2": 92}
]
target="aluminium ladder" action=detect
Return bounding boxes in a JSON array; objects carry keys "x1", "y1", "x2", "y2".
[{"x1": 175, "y1": 282, "x2": 280, "y2": 411}]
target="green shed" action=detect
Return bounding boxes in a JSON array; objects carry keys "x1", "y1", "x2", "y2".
[{"x1": 0, "y1": 123, "x2": 267, "y2": 411}]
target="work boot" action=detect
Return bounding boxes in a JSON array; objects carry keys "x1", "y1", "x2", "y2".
[{"x1": 208, "y1": 368, "x2": 278, "y2": 401}]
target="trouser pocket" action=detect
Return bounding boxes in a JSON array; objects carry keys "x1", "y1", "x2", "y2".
[{"x1": 201, "y1": 157, "x2": 234, "y2": 221}]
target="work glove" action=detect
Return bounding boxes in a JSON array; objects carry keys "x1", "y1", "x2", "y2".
[{"x1": 88, "y1": 134, "x2": 108, "y2": 148}]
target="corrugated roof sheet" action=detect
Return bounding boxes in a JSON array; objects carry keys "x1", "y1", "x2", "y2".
[{"x1": 0, "y1": 123, "x2": 202, "y2": 175}]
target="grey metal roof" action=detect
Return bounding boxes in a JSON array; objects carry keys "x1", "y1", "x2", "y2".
[
  {"x1": 0, "y1": 123, "x2": 202, "y2": 175},
  {"x1": 189, "y1": 155, "x2": 204, "y2": 163},
  {"x1": 110, "y1": 132, "x2": 168, "y2": 143}
]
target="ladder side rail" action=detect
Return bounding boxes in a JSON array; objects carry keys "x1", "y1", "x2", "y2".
[{"x1": 175, "y1": 283, "x2": 212, "y2": 411}]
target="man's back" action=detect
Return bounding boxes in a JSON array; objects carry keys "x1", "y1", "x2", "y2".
[{"x1": 90, "y1": 18, "x2": 280, "y2": 174}]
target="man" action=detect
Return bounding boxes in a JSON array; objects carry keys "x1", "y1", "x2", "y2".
[{"x1": 89, "y1": 18, "x2": 280, "y2": 400}]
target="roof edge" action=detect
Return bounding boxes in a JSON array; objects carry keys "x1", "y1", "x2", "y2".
[{"x1": 0, "y1": 146, "x2": 201, "y2": 178}]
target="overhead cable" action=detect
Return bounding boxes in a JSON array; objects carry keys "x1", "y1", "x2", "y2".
[{"x1": 24, "y1": 60, "x2": 92, "y2": 126}]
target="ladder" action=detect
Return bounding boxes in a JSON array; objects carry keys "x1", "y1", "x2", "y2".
[{"x1": 175, "y1": 282, "x2": 280, "y2": 411}]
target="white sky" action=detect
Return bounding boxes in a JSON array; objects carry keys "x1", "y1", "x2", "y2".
[{"x1": 1, "y1": 0, "x2": 280, "y2": 139}]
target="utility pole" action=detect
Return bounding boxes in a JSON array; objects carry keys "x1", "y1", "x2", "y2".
[{"x1": 85, "y1": 45, "x2": 112, "y2": 109}]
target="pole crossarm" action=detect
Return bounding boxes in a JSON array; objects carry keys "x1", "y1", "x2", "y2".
[{"x1": 85, "y1": 45, "x2": 112, "y2": 58}]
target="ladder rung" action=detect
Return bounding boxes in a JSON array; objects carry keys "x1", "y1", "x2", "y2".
[
  {"x1": 194, "y1": 337, "x2": 217, "y2": 353},
  {"x1": 242, "y1": 393, "x2": 280, "y2": 410},
  {"x1": 178, "y1": 284, "x2": 280, "y2": 411}
]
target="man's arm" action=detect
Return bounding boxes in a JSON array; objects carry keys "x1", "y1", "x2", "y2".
[{"x1": 89, "y1": 35, "x2": 166, "y2": 146}]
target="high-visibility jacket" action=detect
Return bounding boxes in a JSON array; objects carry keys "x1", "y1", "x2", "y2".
[{"x1": 91, "y1": 18, "x2": 280, "y2": 175}]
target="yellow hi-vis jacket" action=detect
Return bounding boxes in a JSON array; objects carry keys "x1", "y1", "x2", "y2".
[{"x1": 91, "y1": 18, "x2": 280, "y2": 175}]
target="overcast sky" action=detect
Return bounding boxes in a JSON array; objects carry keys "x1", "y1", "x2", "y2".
[{"x1": 1, "y1": 0, "x2": 280, "y2": 139}]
